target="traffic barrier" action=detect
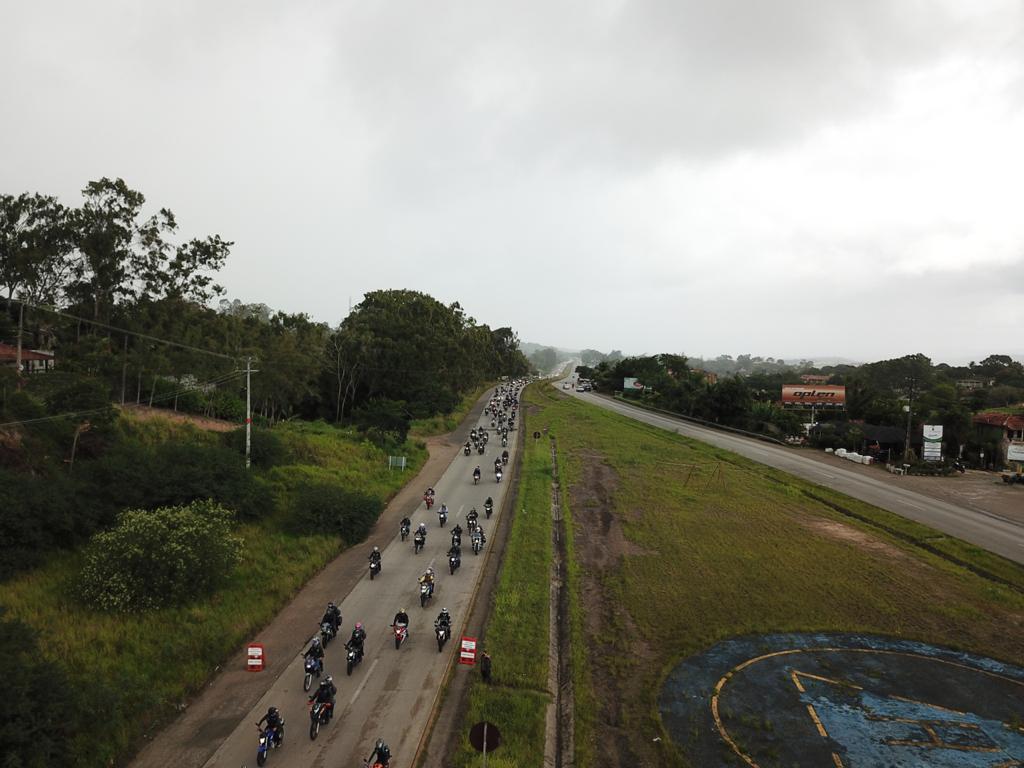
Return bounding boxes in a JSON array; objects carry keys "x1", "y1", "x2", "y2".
[
  {"x1": 246, "y1": 642, "x2": 265, "y2": 672},
  {"x1": 459, "y1": 636, "x2": 477, "y2": 666}
]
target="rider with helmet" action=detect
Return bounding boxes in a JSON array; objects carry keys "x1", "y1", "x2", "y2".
[
  {"x1": 347, "y1": 621, "x2": 367, "y2": 659},
  {"x1": 256, "y1": 706, "x2": 284, "y2": 744},
  {"x1": 435, "y1": 607, "x2": 452, "y2": 634},
  {"x1": 419, "y1": 567, "x2": 435, "y2": 596},
  {"x1": 308, "y1": 675, "x2": 337, "y2": 721},
  {"x1": 367, "y1": 737, "x2": 392, "y2": 767},
  {"x1": 322, "y1": 602, "x2": 342, "y2": 635},
  {"x1": 304, "y1": 635, "x2": 325, "y2": 672},
  {"x1": 393, "y1": 608, "x2": 409, "y2": 628},
  {"x1": 369, "y1": 545, "x2": 382, "y2": 567}
]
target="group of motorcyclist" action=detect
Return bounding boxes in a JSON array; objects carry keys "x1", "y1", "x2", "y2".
[{"x1": 257, "y1": 380, "x2": 526, "y2": 764}]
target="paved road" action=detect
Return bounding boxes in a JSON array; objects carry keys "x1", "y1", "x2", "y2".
[
  {"x1": 204, "y1": 396, "x2": 519, "y2": 767},
  {"x1": 558, "y1": 379, "x2": 1024, "y2": 565}
]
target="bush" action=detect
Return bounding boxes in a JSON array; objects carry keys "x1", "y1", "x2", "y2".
[
  {"x1": 223, "y1": 425, "x2": 288, "y2": 469},
  {"x1": 206, "y1": 389, "x2": 246, "y2": 421},
  {"x1": 286, "y1": 482, "x2": 383, "y2": 543},
  {"x1": 78, "y1": 500, "x2": 243, "y2": 612},
  {"x1": 0, "y1": 609, "x2": 77, "y2": 767}
]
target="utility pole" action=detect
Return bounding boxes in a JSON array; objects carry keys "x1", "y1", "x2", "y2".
[
  {"x1": 15, "y1": 299, "x2": 24, "y2": 377},
  {"x1": 120, "y1": 335, "x2": 128, "y2": 405},
  {"x1": 245, "y1": 356, "x2": 252, "y2": 469},
  {"x1": 903, "y1": 376, "x2": 916, "y2": 464}
]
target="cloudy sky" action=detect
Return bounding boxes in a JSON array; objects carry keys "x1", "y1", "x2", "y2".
[{"x1": 3, "y1": 0, "x2": 1023, "y2": 364}]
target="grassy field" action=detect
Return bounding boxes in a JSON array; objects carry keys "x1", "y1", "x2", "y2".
[
  {"x1": 520, "y1": 384, "x2": 1024, "y2": 767},
  {"x1": 449, "y1": 408, "x2": 555, "y2": 768},
  {"x1": 0, "y1": 418, "x2": 426, "y2": 767}
]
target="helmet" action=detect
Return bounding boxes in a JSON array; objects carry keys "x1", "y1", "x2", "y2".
[
  {"x1": 355, "y1": 621, "x2": 363, "y2": 630},
  {"x1": 401, "y1": 608, "x2": 407, "y2": 614},
  {"x1": 325, "y1": 674, "x2": 333, "y2": 684},
  {"x1": 373, "y1": 546, "x2": 379, "y2": 553},
  {"x1": 376, "y1": 738, "x2": 385, "y2": 749},
  {"x1": 441, "y1": 607, "x2": 449, "y2": 615},
  {"x1": 268, "y1": 706, "x2": 278, "y2": 716},
  {"x1": 328, "y1": 601, "x2": 335, "y2": 610},
  {"x1": 312, "y1": 637, "x2": 321, "y2": 647}
]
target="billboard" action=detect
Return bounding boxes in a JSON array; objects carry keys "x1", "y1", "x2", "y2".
[
  {"x1": 781, "y1": 385, "x2": 846, "y2": 408},
  {"x1": 623, "y1": 377, "x2": 645, "y2": 392},
  {"x1": 1009, "y1": 441, "x2": 1024, "y2": 463},
  {"x1": 922, "y1": 424, "x2": 943, "y2": 462}
]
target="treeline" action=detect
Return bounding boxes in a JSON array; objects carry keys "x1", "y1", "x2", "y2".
[{"x1": 578, "y1": 352, "x2": 1024, "y2": 458}]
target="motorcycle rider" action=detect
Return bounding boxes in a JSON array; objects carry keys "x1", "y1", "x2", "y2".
[
  {"x1": 439, "y1": 502, "x2": 448, "y2": 519},
  {"x1": 308, "y1": 675, "x2": 337, "y2": 721},
  {"x1": 322, "y1": 602, "x2": 342, "y2": 636},
  {"x1": 369, "y1": 545, "x2": 382, "y2": 569},
  {"x1": 400, "y1": 516, "x2": 411, "y2": 532},
  {"x1": 419, "y1": 567, "x2": 435, "y2": 597},
  {"x1": 304, "y1": 635, "x2": 325, "y2": 673},
  {"x1": 466, "y1": 508, "x2": 478, "y2": 530},
  {"x1": 448, "y1": 541, "x2": 461, "y2": 568},
  {"x1": 346, "y1": 621, "x2": 367, "y2": 659},
  {"x1": 473, "y1": 465, "x2": 481, "y2": 482},
  {"x1": 367, "y1": 737, "x2": 393, "y2": 767},
  {"x1": 484, "y1": 496, "x2": 494, "y2": 514},
  {"x1": 451, "y1": 522, "x2": 463, "y2": 541},
  {"x1": 393, "y1": 607, "x2": 410, "y2": 628},
  {"x1": 256, "y1": 705, "x2": 284, "y2": 745},
  {"x1": 435, "y1": 607, "x2": 452, "y2": 637}
]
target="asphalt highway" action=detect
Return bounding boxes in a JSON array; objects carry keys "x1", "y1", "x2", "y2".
[
  {"x1": 560, "y1": 379, "x2": 1024, "y2": 565},
  {"x1": 204, "y1": 394, "x2": 519, "y2": 767}
]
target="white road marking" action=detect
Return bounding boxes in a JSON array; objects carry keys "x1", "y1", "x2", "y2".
[{"x1": 348, "y1": 658, "x2": 379, "y2": 705}]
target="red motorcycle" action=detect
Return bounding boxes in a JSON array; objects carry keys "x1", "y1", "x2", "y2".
[
  {"x1": 393, "y1": 622, "x2": 408, "y2": 650},
  {"x1": 424, "y1": 494, "x2": 434, "y2": 510}
]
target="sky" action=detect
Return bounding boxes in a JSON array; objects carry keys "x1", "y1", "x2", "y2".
[{"x1": 2, "y1": 0, "x2": 1023, "y2": 365}]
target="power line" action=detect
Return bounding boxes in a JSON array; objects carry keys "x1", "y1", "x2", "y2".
[
  {"x1": 21, "y1": 302, "x2": 239, "y2": 361},
  {"x1": 0, "y1": 369, "x2": 243, "y2": 429}
]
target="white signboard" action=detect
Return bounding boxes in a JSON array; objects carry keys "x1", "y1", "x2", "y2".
[
  {"x1": 1008, "y1": 441, "x2": 1024, "y2": 463},
  {"x1": 623, "y1": 377, "x2": 645, "y2": 391},
  {"x1": 922, "y1": 424, "x2": 943, "y2": 462}
]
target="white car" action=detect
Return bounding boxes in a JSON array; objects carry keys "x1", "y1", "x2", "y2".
[{"x1": 562, "y1": 382, "x2": 571, "y2": 389}]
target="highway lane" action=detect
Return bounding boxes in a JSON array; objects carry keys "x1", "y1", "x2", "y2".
[
  {"x1": 559, "y1": 379, "x2": 1024, "y2": 565},
  {"x1": 204, "y1": 392, "x2": 519, "y2": 767}
]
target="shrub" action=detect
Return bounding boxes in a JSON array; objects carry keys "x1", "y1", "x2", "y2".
[
  {"x1": 224, "y1": 425, "x2": 288, "y2": 469},
  {"x1": 286, "y1": 482, "x2": 383, "y2": 543},
  {"x1": 0, "y1": 609, "x2": 77, "y2": 767},
  {"x1": 78, "y1": 500, "x2": 243, "y2": 612}
]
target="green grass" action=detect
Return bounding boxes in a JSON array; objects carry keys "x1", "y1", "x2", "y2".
[
  {"x1": 0, "y1": 418, "x2": 426, "y2": 768},
  {"x1": 410, "y1": 383, "x2": 494, "y2": 437},
  {"x1": 450, "y1": 407, "x2": 555, "y2": 768},
  {"x1": 522, "y1": 386, "x2": 1024, "y2": 767}
]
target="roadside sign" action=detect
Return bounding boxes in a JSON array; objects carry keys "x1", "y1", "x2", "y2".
[
  {"x1": 459, "y1": 636, "x2": 478, "y2": 665},
  {"x1": 1009, "y1": 441, "x2": 1024, "y2": 463},
  {"x1": 388, "y1": 456, "x2": 407, "y2": 471},
  {"x1": 246, "y1": 643, "x2": 265, "y2": 671}
]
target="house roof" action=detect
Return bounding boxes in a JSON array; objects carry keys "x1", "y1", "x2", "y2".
[
  {"x1": 0, "y1": 342, "x2": 53, "y2": 362},
  {"x1": 973, "y1": 411, "x2": 1024, "y2": 431}
]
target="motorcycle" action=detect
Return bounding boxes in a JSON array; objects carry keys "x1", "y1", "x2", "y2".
[
  {"x1": 438, "y1": 508, "x2": 448, "y2": 526},
  {"x1": 484, "y1": 501, "x2": 493, "y2": 519},
  {"x1": 309, "y1": 700, "x2": 332, "y2": 740},
  {"x1": 346, "y1": 645, "x2": 363, "y2": 675},
  {"x1": 467, "y1": 517, "x2": 477, "y2": 533},
  {"x1": 321, "y1": 621, "x2": 336, "y2": 647},
  {"x1": 255, "y1": 722, "x2": 284, "y2": 766},
  {"x1": 473, "y1": 470, "x2": 481, "y2": 485},
  {"x1": 436, "y1": 623, "x2": 450, "y2": 652},
  {"x1": 449, "y1": 553, "x2": 460, "y2": 574},
  {"x1": 472, "y1": 531, "x2": 483, "y2": 555},
  {"x1": 502, "y1": 453, "x2": 509, "y2": 466},
  {"x1": 400, "y1": 521, "x2": 410, "y2": 541},
  {"x1": 953, "y1": 459, "x2": 966, "y2": 473},
  {"x1": 451, "y1": 531, "x2": 462, "y2": 548},
  {"x1": 393, "y1": 622, "x2": 409, "y2": 650},
  {"x1": 477, "y1": 444, "x2": 485, "y2": 455},
  {"x1": 414, "y1": 531, "x2": 425, "y2": 554},
  {"x1": 464, "y1": 444, "x2": 471, "y2": 456},
  {"x1": 369, "y1": 557, "x2": 381, "y2": 580},
  {"x1": 501, "y1": 436, "x2": 508, "y2": 447},
  {"x1": 424, "y1": 494, "x2": 434, "y2": 510},
  {"x1": 420, "y1": 580, "x2": 434, "y2": 607},
  {"x1": 303, "y1": 656, "x2": 321, "y2": 692},
  {"x1": 495, "y1": 469, "x2": 502, "y2": 483}
]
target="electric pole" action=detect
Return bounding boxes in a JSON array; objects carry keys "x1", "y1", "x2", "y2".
[
  {"x1": 903, "y1": 376, "x2": 916, "y2": 464},
  {"x1": 245, "y1": 356, "x2": 252, "y2": 469}
]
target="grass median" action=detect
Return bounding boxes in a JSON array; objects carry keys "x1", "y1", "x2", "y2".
[
  {"x1": 449, "y1": 403, "x2": 554, "y2": 768},
  {"x1": 528, "y1": 386, "x2": 1024, "y2": 767}
]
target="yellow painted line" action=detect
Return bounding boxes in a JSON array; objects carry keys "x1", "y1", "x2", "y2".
[
  {"x1": 806, "y1": 704, "x2": 829, "y2": 738},
  {"x1": 710, "y1": 646, "x2": 1024, "y2": 768},
  {"x1": 831, "y1": 752, "x2": 845, "y2": 768},
  {"x1": 792, "y1": 669, "x2": 863, "y2": 691},
  {"x1": 889, "y1": 693, "x2": 967, "y2": 715},
  {"x1": 790, "y1": 670, "x2": 805, "y2": 693}
]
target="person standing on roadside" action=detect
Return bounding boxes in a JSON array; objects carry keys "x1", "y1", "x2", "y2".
[{"x1": 481, "y1": 651, "x2": 492, "y2": 683}]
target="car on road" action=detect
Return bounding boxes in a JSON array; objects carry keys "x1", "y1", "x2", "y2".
[{"x1": 562, "y1": 382, "x2": 571, "y2": 389}]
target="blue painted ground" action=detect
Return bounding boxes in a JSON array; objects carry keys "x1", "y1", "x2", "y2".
[{"x1": 659, "y1": 634, "x2": 1024, "y2": 767}]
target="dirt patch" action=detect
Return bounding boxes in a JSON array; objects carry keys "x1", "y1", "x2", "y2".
[
  {"x1": 800, "y1": 517, "x2": 914, "y2": 564},
  {"x1": 569, "y1": 449, "x2": 657, "y2": 768},
  {"x1": 119, "y1": 404, "x2": 239, "y2": 432}
]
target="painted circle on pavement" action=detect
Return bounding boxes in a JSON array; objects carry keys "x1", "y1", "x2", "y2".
[{"x1": 659, "y1": 634, "x2": 1024, "y2": 767}]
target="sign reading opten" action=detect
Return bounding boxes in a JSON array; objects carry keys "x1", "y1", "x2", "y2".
[{"x1": 781, "y1": 385, "x2": 846, "y2": 408}]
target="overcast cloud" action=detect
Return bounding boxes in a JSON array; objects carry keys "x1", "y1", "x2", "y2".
[{"x1": 3, "y1": 0, "x2": 1023, "y2": 363}]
